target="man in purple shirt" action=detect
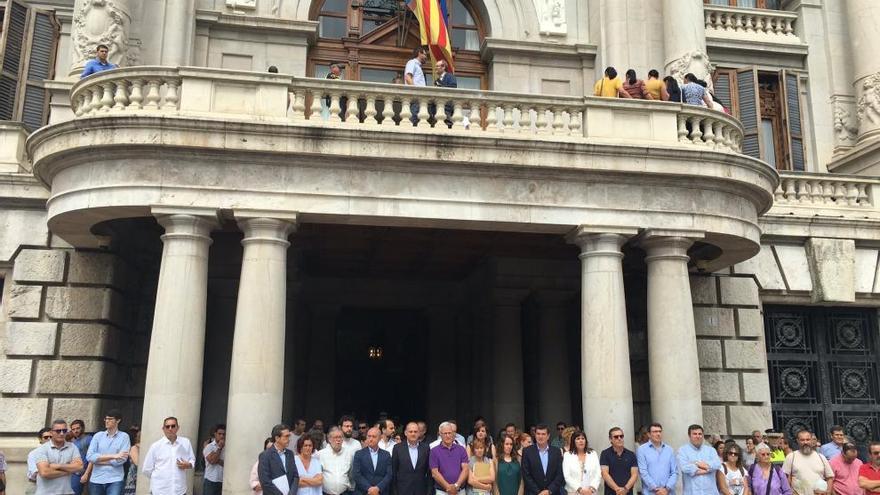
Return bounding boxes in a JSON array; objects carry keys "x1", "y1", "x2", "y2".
[{"x1": 429, "y1": 422, "x2": 468, "y2": 494}]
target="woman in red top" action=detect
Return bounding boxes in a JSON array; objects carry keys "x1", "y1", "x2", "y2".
[{"x1": 622, "y1": 69, "x2": 648, "y2": 99}]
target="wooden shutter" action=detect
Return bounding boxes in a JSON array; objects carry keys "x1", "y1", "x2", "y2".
[
  {"x1": 780, "y1": 69, "x2": 806, "y2": 171},
  {"x1": 713, "y1": 69, "x2": 735, "y2": 114},
  {"x1": 0, "y1": 0, "x2": 28, "y2": 121},
  {"x1": 735, "y1": 67, "x2": 762, "y2": 160},
  {"x1": 19, "y1": 9, "x2": 58, "y2": 131}
]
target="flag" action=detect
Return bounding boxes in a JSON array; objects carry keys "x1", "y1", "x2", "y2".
[{"x1": 406, "y1": 0, "x2": 455, "y2": 73}]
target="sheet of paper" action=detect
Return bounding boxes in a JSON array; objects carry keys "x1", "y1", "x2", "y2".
[{"x1": 272, "y1": 474, "x2": 290, "y2": 495}]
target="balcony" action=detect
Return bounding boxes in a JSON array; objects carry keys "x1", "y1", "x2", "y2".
[
  {"x1": 703, "y1": 4, "x2": 806, "y2": 60},
  {"x1": 29, "y1": 66, "x2": 776, "y2": 269}
]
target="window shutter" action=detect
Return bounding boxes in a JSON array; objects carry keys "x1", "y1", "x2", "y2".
[
  {"x1": 780, "y1": 69, "x2": 806, "y2": 171},
  {"x1": 20, "y1": 9, "x2": 58, "y2": 131},
  {"x1": 735, "y1": 67, "x2": 763, "y2": 160},
  {"x1": 0, "y1": 0, "x2": 28, "y2": 121},
  {"x1": 712, "y1": 69, "x2": 734, "y2": 114}
]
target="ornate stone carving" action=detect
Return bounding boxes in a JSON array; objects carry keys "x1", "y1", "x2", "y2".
[
  {"x1": 857, "y1": 73, "x2": 880, "y2": 126},
  {"x1": 72, "y1": 0, "x2": 130, "y2": 68},
  {"x1": 666, "y1": 50, "x2": 715, "y2": 88},
  {"x1": 227, "y1": 0, "x2": 258, "y2": 13},
  {"x1": 834, "y1": 104, "x2": 858, "y2": 144},
  {"x1": 535, "y1": 0, "x2": 566, "y2": 36}
]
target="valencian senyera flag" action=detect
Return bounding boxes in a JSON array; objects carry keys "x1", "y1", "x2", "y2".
[{"x1": 406, "y1": 0, "x2": 455, "y2": 73}]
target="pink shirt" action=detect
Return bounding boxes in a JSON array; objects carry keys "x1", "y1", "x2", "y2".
[{"x1": 829, "y1": 455, "x2": 862, "y2": 495}]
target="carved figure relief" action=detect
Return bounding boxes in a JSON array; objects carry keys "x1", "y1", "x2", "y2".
[
  {"x1": 535, "y1": 0, "x2": 566, "y2": 36},
  {"x1": 666, "y1": 50, "x2": 715, "y2": 90},
  {"x1": 72, "y1": 0, "x2": 130, "y2": 68},
  {"x1": 857, "y1": 73, "x2": 880, "y2": 127},
  {"x1": 227, "y1": 0, "x2": 258, "y2": 12},
  {"x1": 834, "y1": 104, "x2": 858, "y2": 144}
]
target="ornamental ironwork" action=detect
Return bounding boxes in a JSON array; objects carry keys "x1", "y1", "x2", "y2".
[{"x1": 766, "y1": 307, "x2": 880, "y2": 454}]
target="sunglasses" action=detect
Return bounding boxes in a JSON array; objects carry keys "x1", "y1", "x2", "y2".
[
  {"x1": 53, "y1": 429, "x2": 69, "y2": 434},
  {"x1": 164, "y1": 424, "x2": 179, "y2": 429},
  {"x1": 612, "y1": 435, "x2": 625, "y2": 439},
  {"x1": 42, "y1": 435, "x2": 52, "y2": 440}
]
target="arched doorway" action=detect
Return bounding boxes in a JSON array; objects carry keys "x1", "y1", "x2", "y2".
[{"x1": 308, "y1": 0, "x2": 488, "y2": 89}]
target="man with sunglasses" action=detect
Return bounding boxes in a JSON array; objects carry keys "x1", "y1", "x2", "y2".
[
  {"x1": 26, "y1": 428, "x2": 53, "y2": 494},
  {"x1": 35, "y1": 419, "x2": 83, "y2": 494},
  {"x1": 859, "y1": 442, "x2": 880, "y2": 495},
  {"x1": 601, "y1": 427, "x2": 639, "y2": 495},
  {"x1": 142, "y1": 417, "x2": 195, "y2": 495},
  {"x1": 86, "y1": 409, "x2": 130, "y2": 495}
]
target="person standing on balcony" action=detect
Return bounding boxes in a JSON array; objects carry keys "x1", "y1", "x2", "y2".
[
  {"x1": 594, "y1": 67, "x2": 630, "y2": 98},
  {"x1": 405, "y1": 46, "x2": 429, "y2": 125},
  {"x1": 645, "y1": 70, "x2": 667, "y2": 101},
  {"x1": 680, "y1": 73, "x2": 713, "y2": 107},
  {"x1": 433, "y1": 59, "x2": 457, "y2": 127},
  {"x1": 81, "y1": 44, "x2": 118, "y2": 78},
  {"x1": 622, "y1": 70, "x2": 648, "y2": 99}
]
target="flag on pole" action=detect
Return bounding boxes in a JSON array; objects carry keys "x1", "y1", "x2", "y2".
[{"x1": 406, "y1": 0, "x2": 455, "y2": 73}]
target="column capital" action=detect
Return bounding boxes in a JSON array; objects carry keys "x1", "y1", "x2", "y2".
[
  {"x1": 640, "y1": 229, "x2": 705, "y2": 262},
  {"x1": 152, "y1": 210, "x2": 219, "y2": 243},
  {"x1": 567, "y1": 225, "x2": 637, "y2": 259},
  {"x1": 235, "y1": 212, "x2": 298, "y2": 246}
]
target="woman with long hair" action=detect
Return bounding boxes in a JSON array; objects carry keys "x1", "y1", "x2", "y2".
[
  {"x1": 622, "y1": 69, "x2": 648, "y2": 99},
  {"x1": 663, "y1": 76, "x2": 682, "y2": 103},
  {"x1": 250, "y1": 438, "x2": 274, "y2": 493},
  {"x1": 718, "y1": 443, "x2": 750, "y2": 495},
  {"x1": 122, "y1": 426, "x2": 140, "y2": 495},
  {"x1": 495, "y1": 433, "x2": 523, "y2": 495},
  {"x1": 562, "y1": 431, "x2": 601, "y2": 495},
  {"x1": 516, "y1": 433, "x2": 533, "y2": 459},
  {"x1": 468, "y1": 424, "x2": 496, "y2": 459}
]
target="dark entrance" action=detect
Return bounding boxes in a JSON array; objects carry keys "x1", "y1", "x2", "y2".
[
  {"x1": 335, "y1": 307, "x2": 428, "y2": 423},
  {"x1": 765, "y1": 306, "x2": 880, "y2": 453}
]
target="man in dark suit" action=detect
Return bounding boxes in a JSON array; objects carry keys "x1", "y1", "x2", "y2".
[
  {"x1": 258, "y1": 423, "x2": 300, "y2": 495},
  {"x1": 353, "y1": 427, "x2": 392, "y2": 495},
  {"x1": 391, "y1": 422, "x2": 432, "y2": 495},
  {"x1": 522, "y1": 424, "x2": 564, "y2": 495}
]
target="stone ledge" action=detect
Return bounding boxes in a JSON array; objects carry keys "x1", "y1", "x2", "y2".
[
  {"x1": 4, "y1": 322, "x2": 57, "y2": 356},
  {"x1": 0, "y1": 398, "x2": 49, "y2": 432},
  {"x1": 12, "y1": 249, "x2": 67, "y2": 284}
]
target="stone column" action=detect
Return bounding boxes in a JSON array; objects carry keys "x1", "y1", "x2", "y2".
[
  {"x1": 642, "y1": 231, "x2": 704, "y2": 449},
  {"x1": 137, "y1": 213, "x2": 216, "y2": 495},
  {"x1": 846, "y1": 0, "x2": 880, "y2": 143},
  {"x1": 534, "y1": 290, "x2": 573, "y2": 426},
  {"x1": 662, "y1": 0, "x2": 712, "y2": 83},
  {"x1": 160, "y1": 0, "x2": 196, "y2": 66},
  {"x1": 223, "y1": 215, "x2": 296, "y2": 495},
  {"x1": 491, "y1": 289, "x2": 527, "y2": 430},
  {"x1": 68, "y1": 0, "x2": 132, "y2": 76},
  {"x1": 570, "y1": 227, "x2": 637, "y2": 447}
]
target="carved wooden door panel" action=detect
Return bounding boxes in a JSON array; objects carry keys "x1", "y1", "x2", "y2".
[{"x1": 765, "y1": 306, "x2": 880, "y2": 453}]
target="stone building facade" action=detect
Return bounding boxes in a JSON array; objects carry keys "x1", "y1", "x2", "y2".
[{"x1": 0, "y1": 0, "x2": 879, "y2": 494}]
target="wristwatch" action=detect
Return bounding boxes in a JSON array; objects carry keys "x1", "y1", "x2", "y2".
[{"x1": 453, "y1": 483, "x2": 459, "y2": 490}]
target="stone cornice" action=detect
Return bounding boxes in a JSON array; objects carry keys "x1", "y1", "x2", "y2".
[
  {"x1": 480, "y1": 37, "x2": 597, "y2": 63},
  {"x1": 195, "y1": 9, "x2": 318, "y2": 44}
]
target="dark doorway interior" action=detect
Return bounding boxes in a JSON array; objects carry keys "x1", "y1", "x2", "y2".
[{"x1": 335, "y1": 307, "x2": 429, "y2": 423}]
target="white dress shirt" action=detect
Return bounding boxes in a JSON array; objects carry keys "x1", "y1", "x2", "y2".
[
  {"x1": 203, "y1": 440, "x2": 225, "y2": 483},
  {"x1": 378, "y1": 437, "x2": 397, "y2": 453},
  {"x1": 142, "y1": 435, "x2": 196, "y2": 495},
  {"x1": 318, "y1": 445, "x2": 355, "y2": 495}
]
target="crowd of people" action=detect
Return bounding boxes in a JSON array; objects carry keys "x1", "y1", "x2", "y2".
[
  {"x1": 592, "y1": 66, "x2": 729, "y2": 113},
  {"x1": 4, "y1": 410, "x2": 880, "y2": 495}
]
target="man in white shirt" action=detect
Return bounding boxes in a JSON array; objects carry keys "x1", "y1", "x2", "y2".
[
  {"x1": 404, "y1": 46, "x2": 429, "y2": 125},
  {"x1": 142, "y1": 416, "x2": 196, "y2": 495},
  {"x1": 378, "y1": 419, "x2": 398, "y2": 453},
  {"x1": 319, "y1": 427, "x2": 355, "y2": 495},
  {"x1": 203, "y1": 423, "x2": 226, "y2": 495},
  {"x1": 340, "y1": 416, "x2": 362, "y2": 452}
]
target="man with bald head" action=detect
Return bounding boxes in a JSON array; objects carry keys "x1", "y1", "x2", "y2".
[
  {"x1": 392, "y1": 422, "x2": 432, "y2": 495},
  {"x1": 352, "y1": 427, "x2": 392, "y2": 495}
]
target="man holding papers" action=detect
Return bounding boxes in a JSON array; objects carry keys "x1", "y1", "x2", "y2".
[{"x1": 259, "y1": 424, "x2": 300, "y2": 495}]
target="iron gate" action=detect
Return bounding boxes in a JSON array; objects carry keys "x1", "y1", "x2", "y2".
[{"x1": 764, "y1": 306, "x2": 880, "y2": 451}]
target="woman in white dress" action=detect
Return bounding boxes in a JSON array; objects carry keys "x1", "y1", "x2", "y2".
[
  {"x1": 562, "y1": 431, "x2": 601, "y2": 495},
  {"x1": 718, "y1": 443, "x2": 751, "y2": 495},
  {"x1": 294, "y1": 436, "x2": 323, "y2": 495}
]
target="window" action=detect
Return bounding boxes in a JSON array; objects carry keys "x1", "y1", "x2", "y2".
[
  {"x1": 0, "y1": 0, "x2": 59, "y2": 132},
  {"x1": 704, "y1": 0, "x2": 781, "y2": 8},
  {"x1": 309, "y1": 0, "x2": 487, "y2": 87},
  {"x1": 714, "y1": 67, "x2": 805, "y2": 171}
]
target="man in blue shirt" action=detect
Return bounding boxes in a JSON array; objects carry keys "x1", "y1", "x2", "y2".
[
  {"x1": 819, "y1": 426, "x2": 846, "y2": 461},
  {"x1": 637, "y1": 423, "x2": 677, "y2": 495},
  {"x1": 80, "y1": 44, "x2": 118, "y2": 78},
  {"x1": 70, "y1": 419, "x2": 92, "y2": 495},
  {"x1": 676, "y1": 424, "x2": 722, "y2": 495},
  {"x1": 85, "y1": 409, "x2": 130, "y2": 495}
]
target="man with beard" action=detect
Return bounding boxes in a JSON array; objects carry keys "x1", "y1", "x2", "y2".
[
  {"x1": 340, "y1": 416, "x2": 361, "y2": 452},
  {"x1": 783, "y1": 430, "x2": 834, "y2": 495},
  {"x1": 859, "y1": 442, "x2": 880, "y2": 495}
]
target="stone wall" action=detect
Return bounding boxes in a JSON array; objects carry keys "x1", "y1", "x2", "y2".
[
  {"x1": 690, "y1": 273, "x2": 773, "y2": 438},
  {"x1": 0, "y1": 246, "x2": 146, "y2": 493}
]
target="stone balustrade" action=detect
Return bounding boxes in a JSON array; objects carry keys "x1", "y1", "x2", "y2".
[
  {"x1": 69, "y1": 66, "x2": 745, "y2": 154},
  {"x1": 704, "y1": 5, "x2": 800, "y2": 43},
  {"x1": 774, "y1": 172, "x2": 878, "y2": 208}
]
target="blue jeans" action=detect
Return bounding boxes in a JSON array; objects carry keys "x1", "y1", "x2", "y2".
[
  {"x1": 89, "y1": 480, "x2": 125, "y2": 495},
  {"x1": 71, "y1": 473, "x2": 85, "y2": 495},
  {"x1": 204, "y1": 479, "x2": 223, "y2": 495}
]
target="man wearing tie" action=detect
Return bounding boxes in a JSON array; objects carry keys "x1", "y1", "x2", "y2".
[
  {"x1": 391, "y1": 422, "x2": 432, "y2": 495},
  {"x1": 353, "y1": 427, "x2": 392, "y2": 495},
  {"x1": 521, "y1": 424, "x2": 564, "y2": 495},
  {"x1": 258, "y1": 423, "x2": 300, "y2": 495}
]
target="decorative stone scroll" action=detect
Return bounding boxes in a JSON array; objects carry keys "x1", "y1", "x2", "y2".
[
  {"x1": 857, "y1": 72, "x2": 880, "y2": 127},
  {"x1": 834, "y1": 103, "x2": 858, "y2": 145},
  {"x1": 666, "y1": 50, "x2": 715, "y2": 89},
  {"x1": 535, "y1": 0, "x2": 566, "y2": 36},
  {"x1": 71, "y1": 0, "x2": 131, "y2": 70}
]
